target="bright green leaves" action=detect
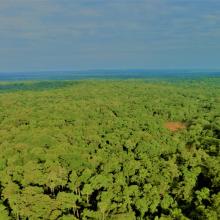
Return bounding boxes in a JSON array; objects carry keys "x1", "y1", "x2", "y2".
[
  {"x1": 161, "y1": 194, "x2": 174, "y2": 210},
  {"x1": 0, "y1": 202, "x2": 10, "y2": 220},
  {"x1": 176, "y1": 166, "x2": 202, "y2": 201},
  {"x1": 195, "y1": 187, "x2": 210, "y2": 204},
  {"x1": 44, "y1": 161, "x2": 69, "y2": 193},
  {"x1": 1, "y1": 182, "x2": 20, "y2": 218},
  {"x1": 56, "y1": 192, "x2": 79, "y2": 213},
  {"x1": 97, "y1": 191, "x2": 113, "y2": 220},
  {"x1": 109, "y1": 212, "x2": 136, "y2": 220},
  {"x1": 18, "y1": 186, "x2": 55, "y2": 220},
  {"x1": 82, "y1": 184, "x2": 93, "y2": 204},
  {"x1": 90, "y1": 174, "x2": 113, "y2": 191}
]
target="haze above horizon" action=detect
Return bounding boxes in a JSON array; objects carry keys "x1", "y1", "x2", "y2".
[{"x1": 1, "y1": 0, "x2": 220, "y2": 72}]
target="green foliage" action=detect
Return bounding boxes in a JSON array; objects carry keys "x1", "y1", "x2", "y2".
[
  {"x1": 0, "y1": 78, "x2": 219, "y2": 219},
  {"x1": 0, "y1": 202, "x2": 10, "y2": 220}
]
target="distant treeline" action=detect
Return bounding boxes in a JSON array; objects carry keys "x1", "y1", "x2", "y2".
[{"x1": 0, "y1": 69, "x2": 219, "y2": 81}]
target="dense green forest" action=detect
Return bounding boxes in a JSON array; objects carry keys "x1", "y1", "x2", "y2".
[{"x1": 0, "y1": 78, "x2": 219, "y2": 220}]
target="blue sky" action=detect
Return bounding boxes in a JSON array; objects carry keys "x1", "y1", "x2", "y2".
[{"x1": 0, "y1": 0, "x2": 220, "y2": 71}]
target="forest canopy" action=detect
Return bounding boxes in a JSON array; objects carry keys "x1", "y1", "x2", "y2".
[{"x1": 0, "y1": 78, "x2": 219, "y2": 220}]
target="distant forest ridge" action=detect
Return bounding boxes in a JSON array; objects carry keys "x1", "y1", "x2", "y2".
[{"x1": 0, "y1": 69, "x2": 220, "y2": 81}]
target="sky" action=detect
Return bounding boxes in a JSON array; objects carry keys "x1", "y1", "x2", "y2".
[{"x1": 0, "y1": 0, "x2": 220, "y2": 72}]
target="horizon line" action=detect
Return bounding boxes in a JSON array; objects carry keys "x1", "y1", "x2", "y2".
[{"x1": 1, "y1": 68, "x2": 220, "y2": 74}]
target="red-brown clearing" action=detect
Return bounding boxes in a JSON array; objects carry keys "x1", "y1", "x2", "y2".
[{"x1": 165, "y1": 122, "x2": 186, "y2": 132}]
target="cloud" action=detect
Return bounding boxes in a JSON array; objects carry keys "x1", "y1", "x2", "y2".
[
  {"x1": 0, "y1": 0, "x2": 220, "y2": 71},
  {"x1": 1, "y1": 0, "x2": 219, "y2": 45}
]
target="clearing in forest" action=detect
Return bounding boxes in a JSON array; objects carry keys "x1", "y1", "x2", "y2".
[{"x1": 165, "y1": 121, "x2": 186, "y2": 132}]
